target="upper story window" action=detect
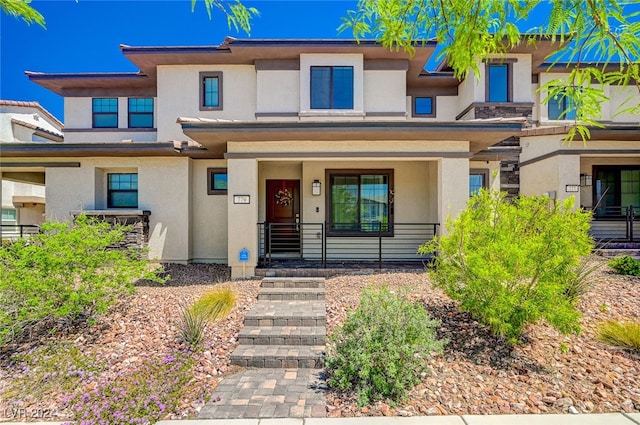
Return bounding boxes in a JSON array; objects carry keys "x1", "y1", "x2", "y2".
[
  {"x1": 200, "y1": 71, "x2": 223, "y2": 111},
  {"x1": 107, "y1": 173, "x2": 138, "y2": 208},
  {"x1": 548, "y1": 91, "x2": 576, "y2": 120},
  {"x1": 310, "y1": 66, "x2": 353, "y2": 109},
  {"x1": 413, "y1": 96, "x2": 435, "y2": 117},
  {"x1": 128, "y1": 98, "x2": 154, "y2": 128},
  {"x1": 486, "y1": 63, "x2": 510, "y2": 102},
  {"x1": 92, "y1": 98, "x2": 118, "y2": 128}
]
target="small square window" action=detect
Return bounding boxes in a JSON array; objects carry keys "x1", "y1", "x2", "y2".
[
  {"x1": 413, "y1": 96, "x2": 435, "y2": 117},
  {"x1": 310, "y1": 66, "x2": 354, "y2": 109},
  {"x1": 548, "y1": 90, "x2": 577, "y2": 120},
  {"x1": 200, "y1": 72, "x2": 223, "y2": 111},
  {"x1": 207, "y1": 168, "x2": 228, "y2": 195},
  {"x1": 93, "y1": 98, "x2": 118, "y2": 128}
]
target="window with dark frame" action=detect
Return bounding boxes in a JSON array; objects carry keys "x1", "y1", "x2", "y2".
[
  {"x1": 486, "y1": 63, "x2": 510, "y2": 102},
  {"x1": 107, "y1": 173, "x2": 138, "y2": 208},
  {"x1": 327, "y1": 170, "x2": 393, "y2": 235},
  {"x1": 128, "y1": 98, "x2": 154, "y2": 128},
  {"x1": 594, "y1": 166, "x2": 640, "y2": 217},
  {"x1": 548, "y1": 91, "x2": 577, "y2": 120},
  {"x1": 469, "y1": 169, "x2": 489, "y2": 197},
  {"x1": 310, "y1": 66, "x2": 354, "y2": 109},
  {"x1": 207, "y1": 168, "x2": 228, "y2": 195},
  {"x1": 200, "y1": 72, "x2": 223, "y2": 110},
  {"x1": 413, "y1": 96, "x2": 435, "y2": 117},
  {"x1": 92, "y1": 98, "x2": 118, "y2": 128}
]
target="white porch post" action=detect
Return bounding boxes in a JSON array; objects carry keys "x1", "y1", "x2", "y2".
[
  {"x1": 438, "y1": 157, "x2": 470, "y2": 235},
  {"x1": 227, "y1": 158, "x2": 259, "y2": 279}
]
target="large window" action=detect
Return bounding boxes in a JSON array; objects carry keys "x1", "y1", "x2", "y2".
[
  {"x1": 594, "y1": 166, "x2": 640, "y2": 216},
  {"x1": 486, "y1": 63, "x2": 510, "y2": 102},
  {"x1": 200, "y1": 71, "x2": 223, "y2": 110},
  {"x1": 128, "y1": 98, "x2": 154, "y2": 128},
  {"x1": 92, "y1": 98, "x2": 118, "y2": 128},
  {"x1": 107, "y1": 173, "x2": 138, "y2": 208},
  {"x1": 327, "y1": 170, "x2": 393, "y2": 235},
  {"x1": 548, "y1": 92, "x2": 576, "y2": 120},
  {"x1": 310, "y1": 66, "x2": 354, "y2": 109}
]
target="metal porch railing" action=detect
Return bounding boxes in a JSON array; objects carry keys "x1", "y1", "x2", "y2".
[
  {"x1": 0, "y1": 224, "x2": 40, "y2": 242},
  {"x1": 586, "y1": 205, "x2": 640, "y2": 242},
  {"x1": 257, "y1": 222, "x2": 439, "y2": 268}
]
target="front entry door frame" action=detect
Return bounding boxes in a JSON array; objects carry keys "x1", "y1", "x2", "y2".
[{"x1": 266, "y1": 179, "x2": 301, "y2": 256}]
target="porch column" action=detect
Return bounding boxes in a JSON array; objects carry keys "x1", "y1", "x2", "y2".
[
  {"x1": 438, "y1": 157, "x2": 469, "y2": 235},
  {"x1": 227, "y1": 158, "x2": 259, "y2": 279}
]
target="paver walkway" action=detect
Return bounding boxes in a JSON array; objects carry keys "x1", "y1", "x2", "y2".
[{"x1": 198, "y1": 277, "x2": 328, "y2": 419}]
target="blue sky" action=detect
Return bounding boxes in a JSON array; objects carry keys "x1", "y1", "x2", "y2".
[{"x1": 2, "y1": 1, "x2": 638, "y2": 122}]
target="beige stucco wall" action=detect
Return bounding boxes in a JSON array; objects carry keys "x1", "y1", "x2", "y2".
[
  {"x1": 363, "y1": 70, "x2": 406, "y2": 114},
  {"x1": 228, "y1": 139, "x2": 469, "y2": 154},
  {"x1": 520, "y1": 154, "x2": 580, "y2": 205},
  {"x1": 45, "y1": 156, "x2": 191, "y2": 262},
  {"x1": 438, "y1": 158, "x2": 470, "y2": 231},
  {"x1": 256, "y1": 70, "x2": 299, "y2": 114},
  {"x1": 191, "y1": 159, "x2": 228, "y2": 262},
  {"x1": 157, "y1": 64, "x2": 257, "y2": 142},
  {"x1": 64, "y1": 131, "x2": 158, "y2": 143}
]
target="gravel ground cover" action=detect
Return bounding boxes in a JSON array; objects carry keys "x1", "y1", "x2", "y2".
[{"x1": 1, "y1": 258, "x2": 638, "y2": 422}]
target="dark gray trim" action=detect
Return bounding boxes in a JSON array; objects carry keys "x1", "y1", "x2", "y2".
[
  {"x1": 255, "y1": 59, "x2": 300, "y2": 70},
  {"x1": 255, "y1": 112, "x2": 299, "y2": 118},
  {"x1": 65, "y1": 128, "x2": 157, "y2": 133},
  {"x1": 0, "y1": 142, "x2": 178, "y2": 157},
  {"x1": 200, "y1": 71, "x2": 223, "y2": 111},
  {"x1": 482, "y1": 58, "x2": 519, "y2": 64},
  {"x1": 0, "y1": 162, "x2": 81, "y2": 168},
  {"x1": 407, "y1": 86, "x2": 458, "y2": 96},
  {"x1": 225, "y1": 151, "x2": 473, "y2": 159},
  {"x1": 364, "y1": 112, "x2": 406, "y2": 117},
  {"x1": 363, "y1": 59, "x2": 409, "y2": 71},
  {"x1": 520, "y1": 149, "x2": 640, "y2": 168},
  {"x1": 455, "y1": 102, "x2": 534, "y2": 121},
  {"x1": 57, "y1": 88, "x2": 157, "y2": 97}
]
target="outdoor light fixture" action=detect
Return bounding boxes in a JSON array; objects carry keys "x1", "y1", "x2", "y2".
[
  {"x1": 580, "y1": 174, "x2": 593, "y2": 186},
  {"x1": 312, "y1": 179, "x2": 321, "y2": 196},
  {"x1": 565, "y1": 184, "x2": 580, "y2": 193}
]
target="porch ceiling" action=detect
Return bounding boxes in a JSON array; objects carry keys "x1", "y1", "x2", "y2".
[{"x1": 179, "y1": 120, "x2": 523, "y2": 159}]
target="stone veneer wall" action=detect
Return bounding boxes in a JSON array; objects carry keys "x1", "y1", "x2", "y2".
[{"x1": 71, "y1": 210, "x2": 150, "y2": 250}]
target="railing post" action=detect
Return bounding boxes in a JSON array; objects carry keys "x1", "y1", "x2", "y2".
[
  {"x1": 378, "y1": 221, "x2": 383, "y2": 269},
  {"x1": 323, "y1": 222, "x2": 327, "y2": 267},
  {"x1": 630, "y1": 206, "x2": 635, "y2": 242},
  {"x1": 20, "y1": 225, "x2": 24, "y2": 238}
]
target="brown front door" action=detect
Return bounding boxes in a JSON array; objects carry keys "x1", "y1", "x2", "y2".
[{"x1": 266, "y1": 179, "x2": 301, "y2": 254}]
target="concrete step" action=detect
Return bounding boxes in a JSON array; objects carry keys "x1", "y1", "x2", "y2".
[
  {"x1": 238, "y1": 326, "x2": 326, "y2": 346},
  {"x1": 261, "y1": 277, "x2": 325, "y2": 289},
  {"x1": 595, "y1": 249, "x2": 640, "y2": 258},
  {"x1": 230, "y1": 344, "x2": 325, "y2": 368},
  {"x1": 244, "y1": 300, "x2": 326, "y2": 327},
  {"x1": 258, "y1": 287, "x2": 326, "y2": 301}
]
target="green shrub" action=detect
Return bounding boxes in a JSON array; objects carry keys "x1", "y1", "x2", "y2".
[
  {"x1": 178, "y1": 287, "x2": 236, "y2": 348},
  {"x1": 420, "y1": 190, "x2": 593, "y2": 343},
  {"x1": 608, "y1": 255, "x2": 640, "y2": 276},
  {"x1": 597, "y1": 320, "x2": 640, "y2": 352},
  {"x1": 0, "y1": 214, "x2": 163, "y2": 347},
  {"x1": 562, "y1": 258, "x2": 601, "y2": 303},
  {"x1": 326, "y1": 286, "x2": 445, "y2": 406}
]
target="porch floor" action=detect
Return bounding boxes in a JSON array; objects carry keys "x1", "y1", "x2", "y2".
[{"x1": 255, "y1": 260, "x2": 429, "y2": 278}]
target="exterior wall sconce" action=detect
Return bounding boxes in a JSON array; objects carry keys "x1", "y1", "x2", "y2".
[
  {"x1": 580, "y1": 174, "x2": 593, "y2": 186},
  {"x1": 312, "y1": 179, "x2": 321, "y2": 196},
  {"x1": 565, "y1": 184, "x2": 580, "y2": 193}
]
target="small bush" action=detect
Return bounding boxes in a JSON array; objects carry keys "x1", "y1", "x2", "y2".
[
  {"x1": 178, "y1": 287, "x2": 236, "y2": 348},
  {"x1": 420, "y1": 190, "x2": 593, "y2": 343},
  {"x1": 0, "y1": 214, "x2": 164, "y2": 347},
  {"x1": 597, "y1": 320, "x2": 640, "y2": 352},
  {"x1": 63, "y1": 351, "x2": 195, "y2": 425},
  {"x1": 326, "y1": 286, "x2": 446, "y2": 406},
  {"x1": 562, "y1": 258, "x2": 602, "y2": 303},
  {"x1": 608, "y1": 255, "x2": 640, "y2": 276}
]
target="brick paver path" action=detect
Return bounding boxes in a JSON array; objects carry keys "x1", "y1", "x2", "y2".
[{"x1": 198, "y1": 278, "x2": 328, "y2": 419}]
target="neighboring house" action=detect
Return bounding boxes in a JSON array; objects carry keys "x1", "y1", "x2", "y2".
[
  {"x1": 1, "y1": 38, "x2": 638, "y2": 277},
  {"x1": 0, "y1": 100, "x2": 63, "y2": 238}
]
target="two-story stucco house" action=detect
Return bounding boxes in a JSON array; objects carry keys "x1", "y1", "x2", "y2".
[{"x1": 1, "y1": 37, "x2": 638, "y2": 278}]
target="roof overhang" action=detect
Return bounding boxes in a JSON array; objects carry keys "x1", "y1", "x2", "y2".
[
  {"x1": 0, "y1": 142, "x2": 201, "y2": 157},
  {"x1": 521, "y1": 124, "x2": 640, "y2": 141},
  {"x1": 179, "y1": 119, "x2": 523, "y2": 158},
  {"x1": 25, "y1": 72, "x2": 156, "y2": 97}
]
